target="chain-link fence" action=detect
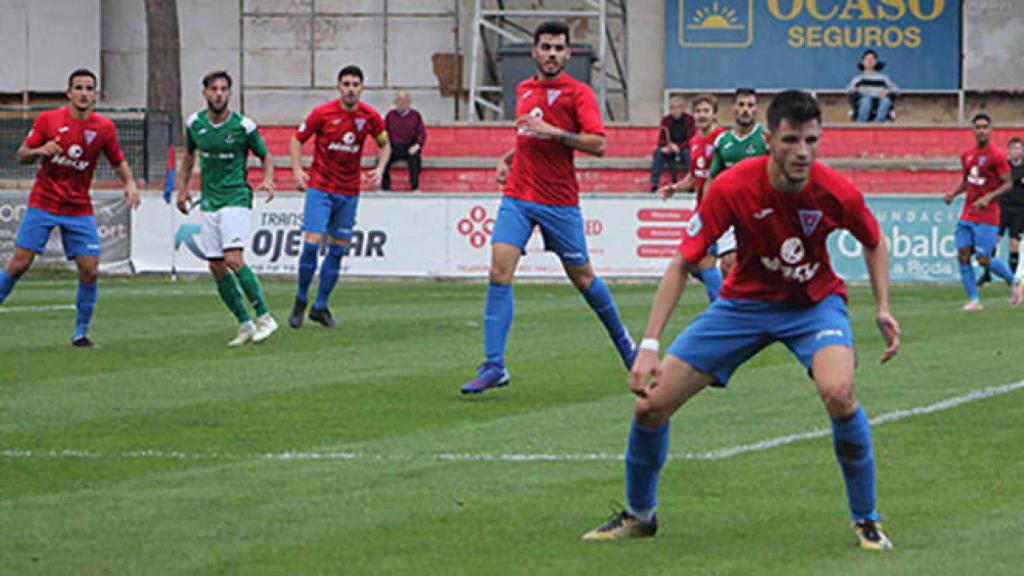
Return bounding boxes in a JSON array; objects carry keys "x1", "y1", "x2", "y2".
[{"x1": 0, "y1": 107, "x2": 174, "y2": 185}]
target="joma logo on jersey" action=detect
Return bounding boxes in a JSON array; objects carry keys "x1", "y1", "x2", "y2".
[{"x1": 679, "y1": 0, "x2": 753, "y2": 48}]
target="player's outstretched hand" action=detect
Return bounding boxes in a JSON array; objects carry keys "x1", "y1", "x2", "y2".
[
  {"x1": 40, "y1": 138, "x2": 62, "y2": 157},
  {"x1": 258, "y1": 179, "x2": 275, "y2": 203},
  {"x1": 293, "y1": 169, "x2": 309, "y2": 192},
  {"x1": 942, "y1": 191, "x2": 955, "y2": 205},
  {"x1": 628, "y1": 349, "x2": 661, "y2": 398},
  {"x1": 973, "y1": 197, "x2": 990, "y2": 210},
  {"x1": 516, "y1": 114, "x2": 557, "y2": 139},
  {"x1": 364, "y1": 168, "x2": 384, "y2": 189},
  {"x1": 123, "y1": 182, "x2": 141, "y2": 210},
  {"x1": 658, "y1": 183, "x2": 678, "y2": 200},
  {"x1": 176, "y1": 191, "x2": 191, "y2": 215},
  {"x1": 876, "y1": 311, "x2": 901, "y2": 364}
]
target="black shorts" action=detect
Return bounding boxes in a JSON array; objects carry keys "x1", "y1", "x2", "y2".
[{"x1": 999, "y1": 207, "x2": 1024, "y2": 238}]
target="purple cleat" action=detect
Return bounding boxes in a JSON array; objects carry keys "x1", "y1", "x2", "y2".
[{"x1": 461, "y1": 363, "x2": 510, "y2": 395}]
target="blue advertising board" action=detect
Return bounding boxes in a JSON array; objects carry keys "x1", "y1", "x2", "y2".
[
  {"x1": 828, "y1": 196, "x2": 1010, "y2": 284},
  {"x1": 665, "y1": 0, "x2": 961, "y2": 91}
]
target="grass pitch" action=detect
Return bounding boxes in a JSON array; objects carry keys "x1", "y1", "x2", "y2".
[{"x1": 1, "y1": 276, "x2": 1022, "y2": 575}]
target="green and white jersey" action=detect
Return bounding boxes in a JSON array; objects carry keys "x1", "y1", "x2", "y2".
[
  {"x1": 708, "y1": 124, "x2": 769, "y2": 178},
  {"x1": 185, "y1": 110, "x2": 269, "y2": 212}
]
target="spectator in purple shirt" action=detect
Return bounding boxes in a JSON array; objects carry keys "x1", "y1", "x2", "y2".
[{"x1": 382, "y1": 91, "x2": 426, "y2": 191}]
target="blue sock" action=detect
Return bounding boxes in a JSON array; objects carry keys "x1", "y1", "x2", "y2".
[
  {"x1": 484, "y1": 283, "x2": 514, "y2": 367},
  {"x1": 314, "y1": 244, "x2": 346, "y2": 310},
  {"x1": 0, "y1": 269, "x2": 16, "y2": 305},
  {"x1": 75, "y1": 282, "x2": 98, "y2": 339},
  {"x1": 697, "y1": 267, "x2": 723, "y2": 302},
  {"x1": 296, "y1": 241, "x2": 319, "y2": 303},
  {"x1": 581, "y1": 277, "x2": 632, "y2": 355},
  {"x1": 626, "y1": 419, "x2": 670, "y2": 519},
  {"x1": 831, "y1": 406, "x2": 880, "y2": 523},
  {"x1": 958, "y1": 262, "x2": 978, "y2": 300},
  {"x1": 988, "y1": 258, "x2": 1018, "y2": 285}
]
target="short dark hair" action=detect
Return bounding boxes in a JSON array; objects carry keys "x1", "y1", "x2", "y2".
[
  {"x1": 734, "y1": 87, "x2": 758, "y2": 100},
  {"x1": 1010, "y1": 137, "x2": 1023, "y2": 147},
  {"x1": 691, "y1": 93, "x2": 718, "y2": 113},
  {"x1": 67, "y1": 68, "x2": 97, "y2": 89},
  {"x1": 972, "y1": 113, "x2": 992, "y2": 125},
  {"x1": 534, "y1": 21, "x2": 570, "y2": 45},
  {"x1": 202, "y1": 70, "x2": 233, "y2": 89},
  {"x1": 766, "y1": 90, "x2": 821, "y2": 133},
  {"x1": 338, "y1": 65, "x2": 364, "y2": 83}
]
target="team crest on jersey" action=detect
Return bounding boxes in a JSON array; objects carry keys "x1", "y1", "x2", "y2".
[
  {"x1": 84, "y1": 130, "x2": 97, "y2": 145},
  {"x1": 746, "y1": 144, "x2": 756, "y2": 154},
  {"x1": 355, "y1": 118, "x2": 367, "y2": 132},
  {"x1": 780, "y1": 237, "x2": 805, "y2": 264},
  {"x1": 798, "y1": 209, "x2": 823, "y2": 237},
  {"x1": 225, "y1": 133, "x2": 235, "y2": 144},
  {"x1": 705, "y1": 144, "x2": 715, "y2": 156},
  {"x1": 547, "y1": 89, "x2": 561, "y2": 106},
  {"x1": 686, "y1": 214, "x2": 703, "y2": 238},
  {"x1": 979, "y1": 156, "x2": 988, "y2": 167}
]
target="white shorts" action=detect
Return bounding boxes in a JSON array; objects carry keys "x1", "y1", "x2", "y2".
[
  {"x1": 200, "y1": 206, "x2": 251, "y2": 259},
  {"x1": 716, "y1": 226, "x2": 737, "y2": 256}
]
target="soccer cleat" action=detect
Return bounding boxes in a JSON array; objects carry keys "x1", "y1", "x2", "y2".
[
  {"x1": 308, "y1": 307, "x2": 336, "y2": 328},
  {"x1": 582, "y1": 511, "x2": 658, "y2": 541},
  {"x1": 1011, "y1": 283, "x2": 1024, "y2": 308},
  {"x1": 71, "y1": 335, "x2": 96, "y2": 348},
  {"x1": 228, "y1": 321, "x2": 257, "y2": 347},
  {"x1": 961, "y1": 299, "x2": 983, "y2": 311},
  {"x1": 252, "y1": 314, "x2": 279, "y2": 343},
  {"x1": 288, "y1": 298, "x2": 307, "y2": 329},
  {"x1": 853, "y1": 520, "x2": 893, "y2": 551},
  {"x1": 460, "y1": 363, "x2": 510, "y2": 394}
]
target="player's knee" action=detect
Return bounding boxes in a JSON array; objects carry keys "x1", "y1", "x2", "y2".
[
  {"x1": 820, "y1": 385, "x2": 857, "y2": 418},
  {"x1": 489, "y1": 264, "x2": 514, "y2": 284},
  {"x1": 7, "y1": 258, "x2": 31, "y2": 278},
  {"x1": 208, "y1": 260, "x2": 227, "y2": 279},
  {"x1": 568, "y1": 269, "x2": 595, "y2": 291},
  {"x1": 634, "y1": 398, "x2": 671, "y2": 428},
  {"x1": 78, "y1": 267, "x2": 99, "y2": 285},
  {"x1": 957, "y1": 250, "x2": 972, "y2": 265},
  {"x1": 976, "y1": 256, "x2": 991, "y2": 266}
]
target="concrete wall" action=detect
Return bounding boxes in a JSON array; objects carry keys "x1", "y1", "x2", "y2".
[
  {"x1": 101, "y1": 0, "x2": 147, "y2": 106},
  {"x1": 628, "y1": 0, "x2": 664, "y2": 124},
  {"x1": 0, "y1": 0, "x2": 101, "y2": 93},
  {"x1": 963, "y1": 0, "x2": 1024, "y2": 90},
  {"x1": 179, "y1": 0, "x2": 242, "y2": 118}
]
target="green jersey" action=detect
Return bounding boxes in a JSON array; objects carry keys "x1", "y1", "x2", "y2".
[
  {"x1": 708, "y1": 124, "x2": 769, "y2": 178},
  {"x1": 185, "y1": 110, "x2": 269, "y2": 212}
]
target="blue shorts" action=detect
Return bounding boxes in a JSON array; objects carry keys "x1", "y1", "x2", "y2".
[
  {"x1": 15, "y1": 207, "x2": 101, "y2": 259},
  {"x1": 667, "y1": 295, "x2": 855, "y2": 387},
  {"x1": 303, "y1": 188, "x2": 360, "y2": 241},
  {"x1": 955, "y1": 220, "x2": 999, "y2": 258},
  {"x1": 491, "y1": 197, "x2": 589, "y2": 266}
]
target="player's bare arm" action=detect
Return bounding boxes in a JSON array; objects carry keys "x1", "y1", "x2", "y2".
[
  {"x1": 863, "y1": 236, "x2": 900, "y2": 363},
  {"x1": 289, "y1": 136, "x2": 308, "y2": 191},
  {"x1": 944, "y1": 178, "x2": 967, "y2": 204},
  {"x1": 660, "y1": 173, "x2": 694, "y2": 200},
  {"x1": 495, "y1": 148, "x2": 515, "y2": 184},
  {"x1": 973, "y1": 170, "x2": 1012, "y2": 210},
  {"x1": 17, "y1": 139, "x2": 62, "y2": 165},
  {"x1": 517, "y1": 114, "x2": 606, "y2": 157},
  {"x1": 113, "y1": 161, "x2": 140, "y2": 209},
  {"x1": 367, "y1": 134, "x2": 391, "y2": 189},
  {"x1": 630, "y1": 252, "x2": 698, "y2": 397},
  {"x1": 258, "y1": 152, "x2": 275, "y2": 202},
  {"x1": 177, "y1": 149, "x2": 197, "y2": 214}
]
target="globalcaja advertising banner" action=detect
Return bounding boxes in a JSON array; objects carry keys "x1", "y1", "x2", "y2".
[
  {"x1": 0, "y1": 191, "x2": 130, "y2": 271},
  {"x1": 131, "y1": 193, "x2": 989, "y2": 284},
  {"x1": 664, "y1": 0, "x2": 961, "y2": 91}
]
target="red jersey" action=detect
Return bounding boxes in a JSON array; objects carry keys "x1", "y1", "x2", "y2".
[
  {"x1": 960, "y1": 145, "x2": 1010, "y2": 226},
  {"x1": 295, "y1": 100, "x2": 386, "y2": 196},
  {"x1": 505, "y1": 73, "x2": 605, "y2": 207},
  {"x1": 23, "y1": 107, "x2": 125, "y2": 217},
  {"x1": 689, "y1": 126, "x2": 727, "y2": 204},
  {"x1": 679, "y1": 157, "x2": 881, "y2": 305}
]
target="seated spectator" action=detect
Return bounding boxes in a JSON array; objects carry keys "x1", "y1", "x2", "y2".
[
  {"x1": 848, "y1": 50, "x2": 898, "y2": 123},
  {"x1": 650, "y1": 95, "x2": 695, "y2": 192},
  {"x1": 382, "y1": 91, "x2": 426, "y2": 191}
]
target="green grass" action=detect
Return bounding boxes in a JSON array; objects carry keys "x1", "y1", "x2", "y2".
[{"x1": 1, "y1": 276, "x2": 1023, "y2": 575}]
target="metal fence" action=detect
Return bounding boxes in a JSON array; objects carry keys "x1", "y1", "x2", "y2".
[{"x1": 0, "y1": 107, "x2": 174, "y2": 185}]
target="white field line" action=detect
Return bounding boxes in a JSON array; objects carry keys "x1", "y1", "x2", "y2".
[
  {"x1": 0, "y1": 304, "x2": 76, "y2": 314},
  {"x1": 3, "y1": 380, "x2": 1023, "y2": 464}
]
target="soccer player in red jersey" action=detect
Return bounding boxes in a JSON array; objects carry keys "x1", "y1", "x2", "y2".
[
  {"x1": 658, "y1": 94, "x2": 728, "y2": 301},
  {"x1": 461, "y1": 21, "x2": 635, "y2": 394},
  {"x1": 943, "y1": 113, "x2": 1023, "y2": 310},
  {"x1": 584, "y1": 91, "x2": 900, "y2": 551},
  {"x1": 288, "y1": 65, "x2": 391, "y2": 329},
  {"x1": 0, "y1": 69, "x2": 139, "y2": 347}
]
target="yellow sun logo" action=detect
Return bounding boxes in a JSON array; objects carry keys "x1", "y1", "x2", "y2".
[{"x1": 688, "y1": 1, "x2": 744, "y2": 30}]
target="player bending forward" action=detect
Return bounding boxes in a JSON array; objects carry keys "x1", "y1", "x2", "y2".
[{"x1": 583, "y1": 91, "x2": 900, "y2": 551}]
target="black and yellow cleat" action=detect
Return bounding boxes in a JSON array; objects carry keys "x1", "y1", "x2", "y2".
[
  {"x1": 582, "y1": 511, "x2": 657, "y2": 541},
  {"x1": 853, "y1": 520, "x2": 893, "y2": 551}
]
